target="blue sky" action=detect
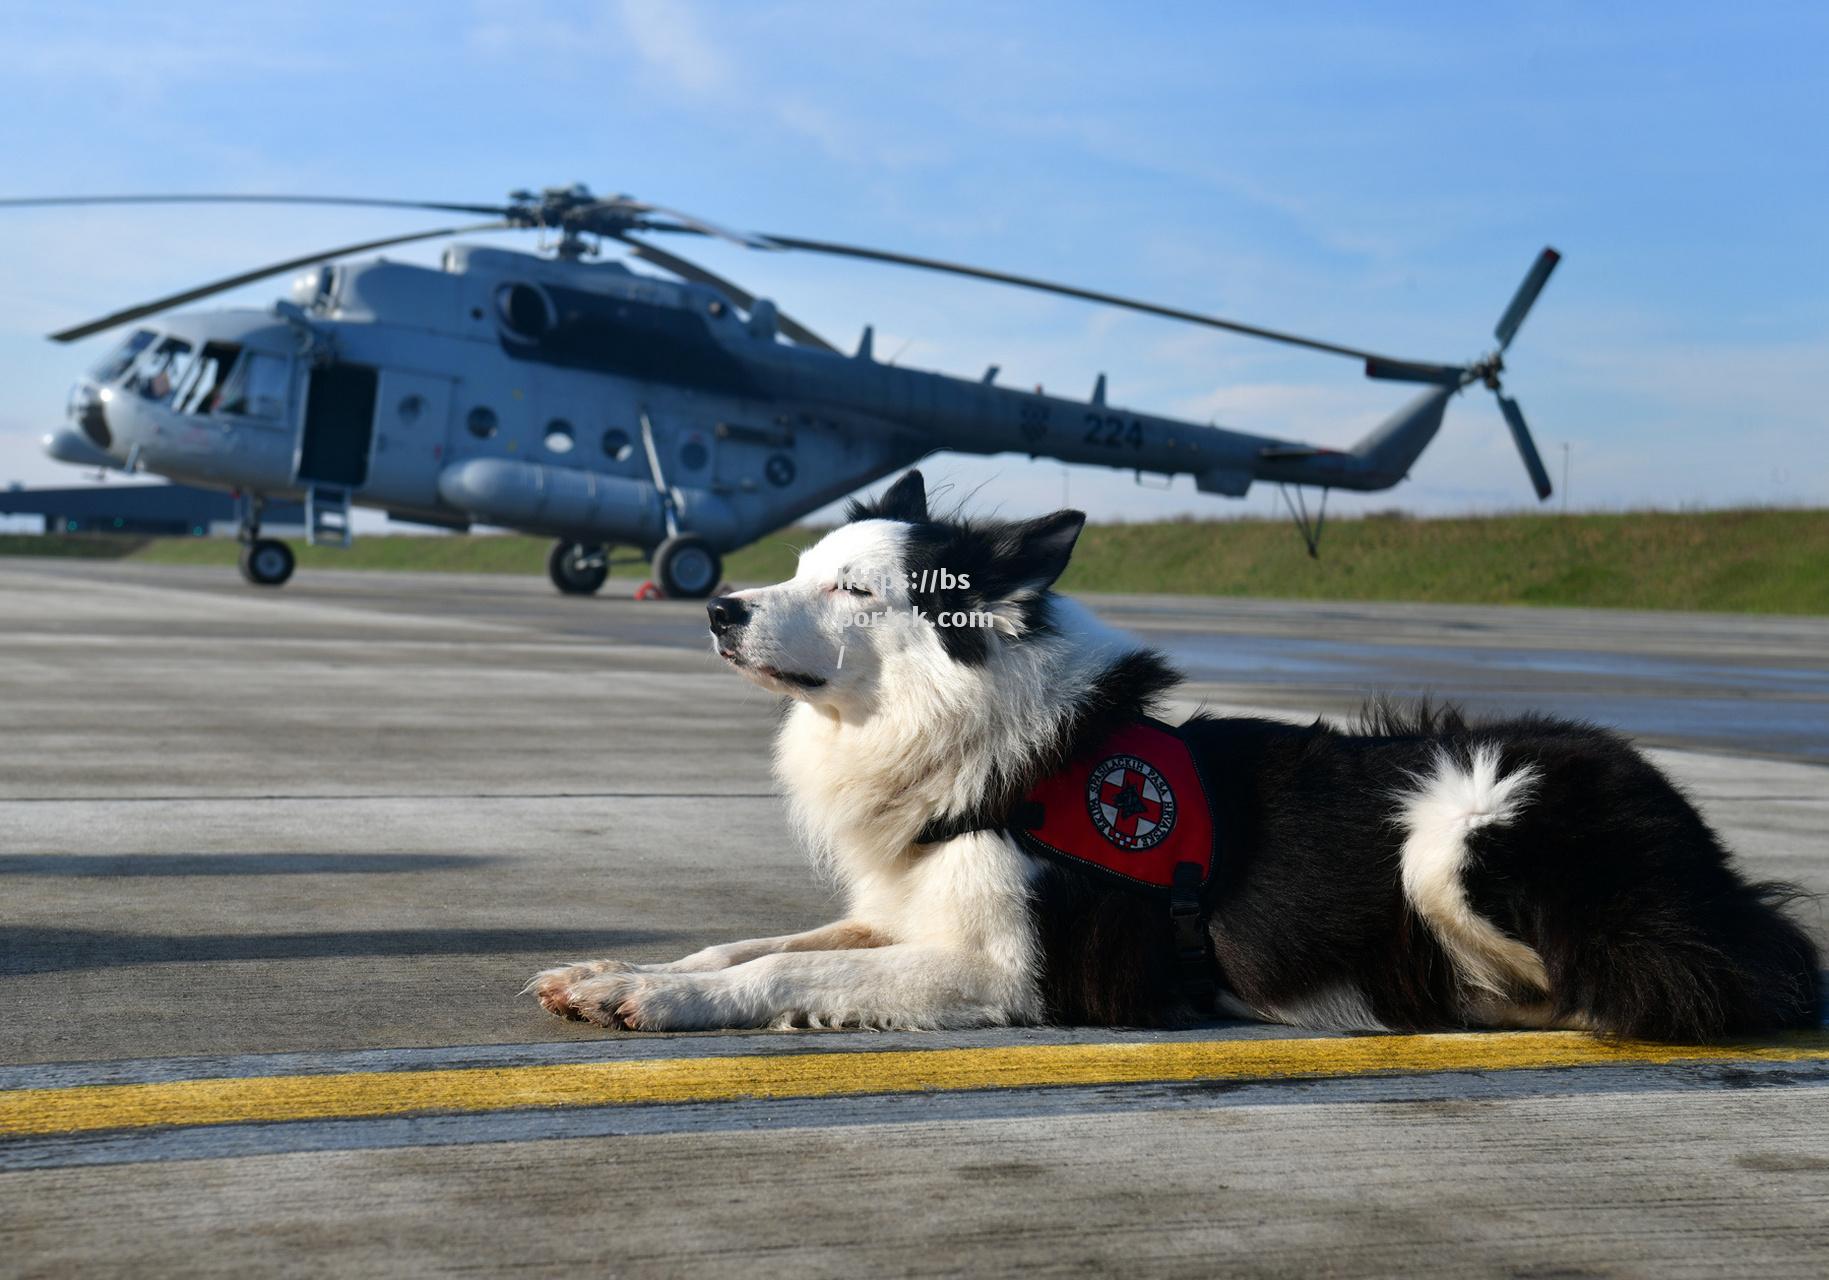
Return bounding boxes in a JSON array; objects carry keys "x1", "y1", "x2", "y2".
[{"x1": 1, "y1": 1, "x2": 1823, "y2": 524}]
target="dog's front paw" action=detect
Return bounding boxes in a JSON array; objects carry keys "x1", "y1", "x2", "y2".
[
  {"x1": 524, "y1": 959, "x2": 634, "y2": 1021},
  {"x1": 565, "y1": 973, "x2": 718, "y2": 1031}
]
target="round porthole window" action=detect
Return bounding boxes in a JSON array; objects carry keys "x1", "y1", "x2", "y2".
[
  {"x1": 602, "y1": 428, "x2": 633, "y2": 461},
  {"x1": 765, "y1": 454, "x2": 796, "y2": 487},
  {"x1": 496, "y1": 282, "x2": 554, "y2": 339},
  {"x1": 544, "y1": 419, "x2": 575, "y2": 454},
  {"x1": 467, "y1": 406, "x2": 498, "y2": 439},
  {"x1": 680, "y1": 439, "x2": 709, "y2": 470},
  {"x1": 397, "y1": 394, "x2": 425, "y2": 424}
]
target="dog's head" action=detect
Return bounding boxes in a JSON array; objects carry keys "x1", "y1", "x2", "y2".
[{"x1": 707, "y1": 470, "x2": 1085, "y2": 708}]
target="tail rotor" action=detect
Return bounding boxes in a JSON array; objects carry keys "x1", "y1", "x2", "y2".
[{"x1": 1364, "y1": 247, "x2": 1561, "y2": 502}]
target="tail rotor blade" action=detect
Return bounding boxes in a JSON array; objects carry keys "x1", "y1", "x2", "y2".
[
  {"x1": 1494, "y1": 247, "x2": 1561, "y2": 350},
  {"x1": 1496, "y1": 394, "x2": 1553, "y2": 500}
]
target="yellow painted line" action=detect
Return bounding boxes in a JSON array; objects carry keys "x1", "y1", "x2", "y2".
[{"x1": 4, "y1": 1030, "x2": 1827, "y2": 1140}]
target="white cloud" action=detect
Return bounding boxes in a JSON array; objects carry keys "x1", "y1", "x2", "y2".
[{"x1": 614, "y1": 0, "x2": 733, "y2": 94}]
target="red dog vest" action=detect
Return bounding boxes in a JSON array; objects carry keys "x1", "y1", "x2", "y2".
[
  {"x1": 913, "y1": 716, "x2": 1220, "y2": 1001},
  {"x1": 1009, "y1": 717, "x2": 1219, "y2": 895}
]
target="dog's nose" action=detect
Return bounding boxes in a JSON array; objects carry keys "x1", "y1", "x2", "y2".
[{"x1": 707, "y1": 595, "x2": 750, "y2": 635}]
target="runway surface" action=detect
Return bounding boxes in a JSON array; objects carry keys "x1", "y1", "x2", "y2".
[{"x1": 2, "y1": 558, "x2": 1826, "y2": 1276}]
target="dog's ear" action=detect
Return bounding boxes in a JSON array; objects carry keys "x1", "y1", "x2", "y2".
[
  {"x1": 1002, "y1": 509, "x2": 1085, "y2": 594},
  {"x1": 846, "y1": 470, "x2": 927, "y2": 524}
]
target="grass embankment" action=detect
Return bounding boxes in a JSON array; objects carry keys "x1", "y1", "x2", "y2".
[
  {"x1": 0, "y1": 534, "x2": 149, "y2": 559},
  {"x1": 7, "y1": 508, "x2": 1824, "y2": 613}
]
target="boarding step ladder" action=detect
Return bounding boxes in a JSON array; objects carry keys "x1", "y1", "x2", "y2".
[{"x1": 305, "y1": 485, "x2": 353, "y2": 548}]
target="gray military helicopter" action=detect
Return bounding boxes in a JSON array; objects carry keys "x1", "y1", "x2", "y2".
[{"x1": 4, "y1": 184, "x2": 1559, "y2": 594}]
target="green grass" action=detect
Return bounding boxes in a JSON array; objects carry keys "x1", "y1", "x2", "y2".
[
  {"x1": 1054, "y1": 507, "x2": 1829, "y2": 614},
  {"x1": 0, "y1": 534, "x2": 147, "y2": 559},
  {"x1": 8, "y1": 508, "x2": 1825, "y2": 613}
]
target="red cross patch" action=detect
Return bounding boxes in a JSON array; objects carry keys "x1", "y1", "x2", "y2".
[{"x1": 1086, "y1": 753, "x2": 1178, "y2": 851}]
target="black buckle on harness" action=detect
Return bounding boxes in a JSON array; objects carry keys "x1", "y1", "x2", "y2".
[{"x1": 1169, "y1": 860, "x2": 1215, "y2": 1008}]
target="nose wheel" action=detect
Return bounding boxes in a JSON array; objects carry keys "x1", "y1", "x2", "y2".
[
  {"x1": 238, "y1": 538, "x2": 296, "y2": 587},
  {"x1": 548, "y1": 540, "x2": 609, "y2": 595},
  {"x1": 652, "y1": 533, "x2": 722, "y2": 600}
]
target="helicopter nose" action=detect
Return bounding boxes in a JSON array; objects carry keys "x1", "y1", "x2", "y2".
[
  {"x1": 707, "y1": 595, "x2": 750, "y2": 636},
  {"x1": 68, "y1": 381, "x2": 114, "y2": 452}
]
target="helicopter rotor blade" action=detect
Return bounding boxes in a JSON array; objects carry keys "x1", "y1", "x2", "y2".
[
  {"x1": 743, "y1": 231, "x2": 1464, "y2": 376},
  {"x1": 612, "y1": 233, "x2": 838, "y2": 353},
  {"x1": 48, "y1": 220, "x2": 514, "y2": 343},
  {"x1": 1493, "y1": 247, "x2": 1561, "y2": 351},
  {"x1": 1364, "y1": 357, "x2": 1468, "y2": 386},
  {"x1": 594, "y1": 199, "x2": 778, "y2": 250},
  {"x1": 0, "y1": 193, "x2": 514, "y2": 217},
  {"x1": 1495, "y1": 393, "x2": 1553, "y2": 501}
]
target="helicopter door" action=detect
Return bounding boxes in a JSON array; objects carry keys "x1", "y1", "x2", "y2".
[
  {"x1": 363, "y1": 369, "x2": 453, "y2": 510},
  {"x1": 297, "y1": 363, "x2": 379, "y2": 489}
]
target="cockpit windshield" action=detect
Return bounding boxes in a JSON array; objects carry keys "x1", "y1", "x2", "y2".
[
  {"x1": 87, "y1": 333, "x2": 292, "y2": 420},
  {"x1": 125, "y1": 336, "x2": 197, "y2": 405},
  {"x1": 88, "y1": 329, "x2": 156, "y2": 383}
]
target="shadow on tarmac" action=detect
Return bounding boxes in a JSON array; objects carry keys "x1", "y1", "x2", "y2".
[
  {"x1": 0, "y1": 853, "x2": 499, "y2": 877},
  {"x1": 0, "y1": 928, "x2": 683, "y2": 975}
]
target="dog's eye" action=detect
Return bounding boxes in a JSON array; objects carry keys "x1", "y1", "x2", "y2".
[{"x1": 843, "y1": 584, "x2": 873, "y2": 599}]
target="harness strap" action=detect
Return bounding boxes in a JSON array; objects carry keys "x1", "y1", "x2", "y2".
[
  {"x1": 915, "y1": 805, "x2": 1219, "y2": 1013},
  {"x1": 914, "y1": 801, "x2": 1041, "y2": 848},
  {"x1": 1169, "y1": 860, "x2": 1217, "y2": 1006}
]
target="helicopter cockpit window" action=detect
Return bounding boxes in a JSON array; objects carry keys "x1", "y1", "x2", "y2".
[
  {"x1": 128, "y1": 337, "x2": 197, "y2": 404},
  {"x1": 88, "y1": 330, "x2": 156, "y2": 383},
  {"x1": 602, "y1": 428, "x2": 633, "y2": 461},
  {"x1": 209, "y1": 351, "x2": 291, "y2": 420},
  {"x1": 544, "y1": 419, "x2": 575, "y2": 454},
  {"x1": 496, "y1": 283, "x2": 554, "y2": 340}
]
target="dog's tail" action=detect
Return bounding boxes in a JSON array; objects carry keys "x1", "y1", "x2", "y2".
[{"x1": 1399, "y1": 730, "x2": 1823, "y2": 1041}]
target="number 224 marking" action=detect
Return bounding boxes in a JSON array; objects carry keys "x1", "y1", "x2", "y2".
[{"x1": 1084, "y1": 413, "x2": 1143, "y2": 449}]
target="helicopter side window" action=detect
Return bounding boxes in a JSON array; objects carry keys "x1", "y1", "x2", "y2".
[
  {"x1": 544, "y1": 419, "x2": 575, "y2": 454},
  {"x1": 602, "y1": 428, "x2": 633, "y2": 461},
  {"x1": 89, "y1": 330, "x2": 156, "y2": 384},
  {"x1": 212, "y1": 352, "x2": 291, "y2": 420}
]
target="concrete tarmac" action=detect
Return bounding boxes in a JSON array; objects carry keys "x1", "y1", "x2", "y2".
[{"x1": 1, "y1": 558, "x2": 1825, "y2": 1277}]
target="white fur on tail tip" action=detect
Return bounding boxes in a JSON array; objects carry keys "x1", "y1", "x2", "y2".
[{"x1": 1397, "y1": 744, "x2": 1549, "y2": 998}]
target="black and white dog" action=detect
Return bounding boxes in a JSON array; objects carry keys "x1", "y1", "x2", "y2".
[{"x1": 531, "y1": 471, "x2": 1820, "y2": 1040}]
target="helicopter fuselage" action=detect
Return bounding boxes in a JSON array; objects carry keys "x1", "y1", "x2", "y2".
[{"x1": 57, "y1": 242, "x2": 1444, "y2": 562}]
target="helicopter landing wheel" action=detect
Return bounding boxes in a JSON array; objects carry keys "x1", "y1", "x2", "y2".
[
  {"x1": 238, "y1": 538, "x2": 296, "y2": 588},
  {"x1": 548, "y1": 540, "x2": 609, "y2": 596},
  {"x1": 652, "y1": 533, "x2": 722, "y2": 600}
]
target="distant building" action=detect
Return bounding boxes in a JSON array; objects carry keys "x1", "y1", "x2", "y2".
[{"x1": 0, "y1": 483, "x2": 304, "y2": 537}]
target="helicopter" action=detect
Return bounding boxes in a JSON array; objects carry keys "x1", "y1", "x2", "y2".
[{"x1": 2, "y1": 184, "x2": 1560, "y2": 595}]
